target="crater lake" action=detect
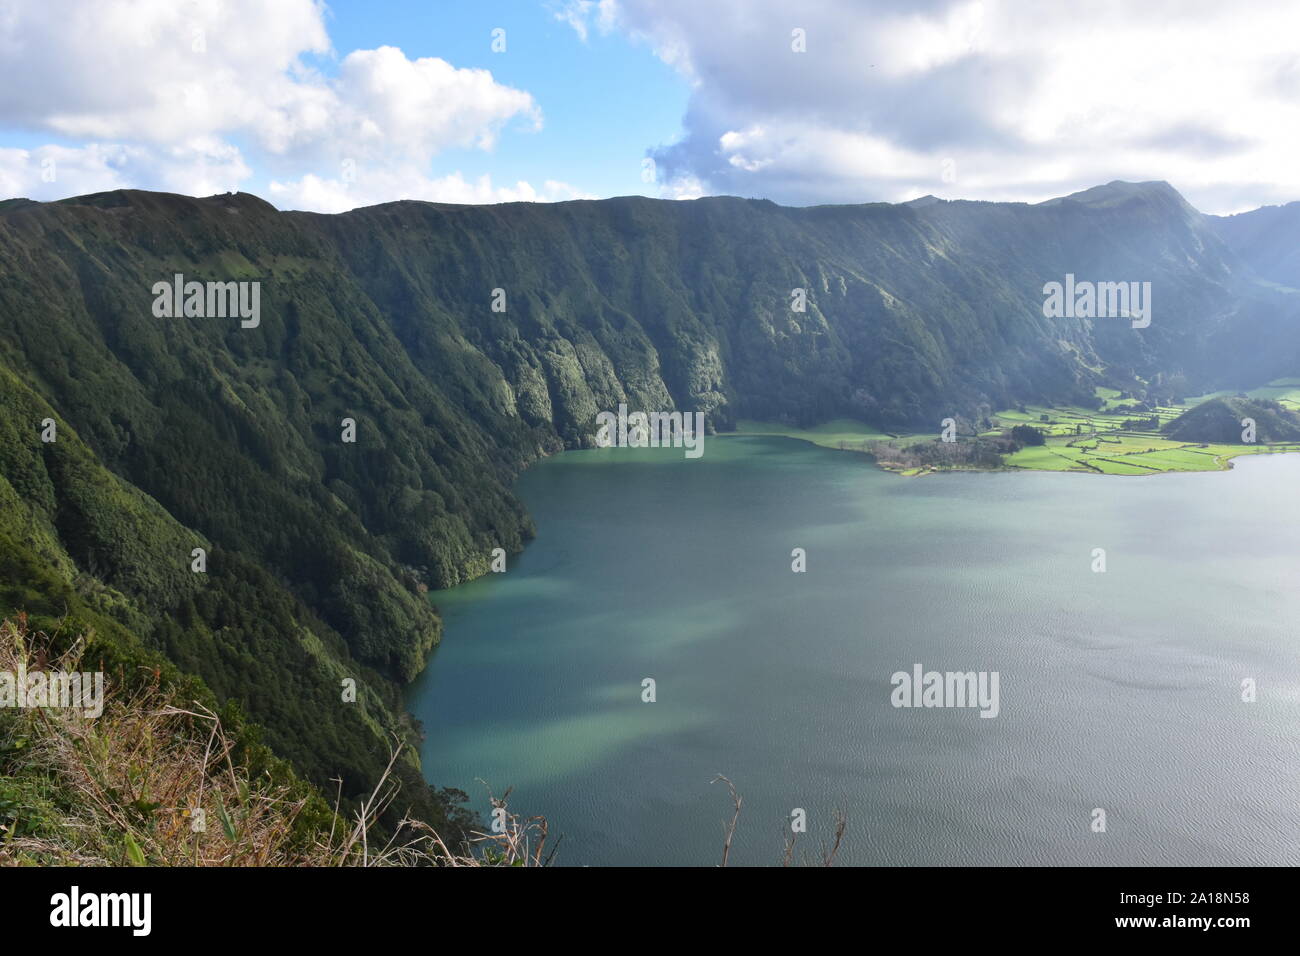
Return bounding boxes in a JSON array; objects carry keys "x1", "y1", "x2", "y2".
[{"x1": 407, "y1": 437, "x2": 1300, "y2": 866}]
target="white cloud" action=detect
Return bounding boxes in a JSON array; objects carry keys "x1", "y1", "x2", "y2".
[
  {"x1": 571, "y1": 0, "x2": 1300, "y2": 213},
  {"x1": 0, "y1": 0, "x2": 561, "y2": 210},
  {"x1": 325, "y1": 47, "x2": 541, "y2": 163},
  {"x1": 658, "y1": 172, "x2": 705, "y2": 200}
]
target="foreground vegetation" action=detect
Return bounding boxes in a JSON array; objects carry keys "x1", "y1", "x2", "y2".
[{"x1": 0, "y1": 615, "x2": 552, "y2": 867}]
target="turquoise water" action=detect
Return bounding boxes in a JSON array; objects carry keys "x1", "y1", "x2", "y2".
[{"x1": 407, "y1": 437, "x2": 1300, "y2": 866}]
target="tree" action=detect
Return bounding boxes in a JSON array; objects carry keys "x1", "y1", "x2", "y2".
[{"x1": 1010, "y1": 424, "x2": 1046, "y2": 446}]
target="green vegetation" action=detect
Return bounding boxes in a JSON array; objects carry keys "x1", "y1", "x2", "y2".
[
  {"x1": 889, "y1": 386, "x2": 1300, "y2": 476},
  {"x1": 1, "y1": 180, "x2": 1299, "y2": 846},
  {"x1": 995, "y1": 387, "x2": 1300, "y2": 475}
]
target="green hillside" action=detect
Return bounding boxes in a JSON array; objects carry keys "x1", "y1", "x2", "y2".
[{"x1": 1163, "y1": 395, "x2": 1300, "y2": 443}]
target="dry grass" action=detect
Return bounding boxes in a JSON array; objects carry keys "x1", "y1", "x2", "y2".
[
  {"x1": 714, "y1": 773, "x2": 847, "y2": 867},
  {"x1": 0, "y1": 615, "x2": 545, "y2": 867}
]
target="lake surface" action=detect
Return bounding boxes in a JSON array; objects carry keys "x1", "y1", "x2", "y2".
[{"x1": 407, "y1": 437, "x2": 1300, "y2": 866}]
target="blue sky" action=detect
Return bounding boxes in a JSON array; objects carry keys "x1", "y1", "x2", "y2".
[
  {"x1": 302, "y1": 0, "x2": 689, "y2": 200},
  {"x1": 3, "y1": 1, "x2": 1300, "y2": 214}
]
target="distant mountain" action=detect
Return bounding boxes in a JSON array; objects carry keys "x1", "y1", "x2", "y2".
[
  {"x1": 2, "y1": 181, "x2": 1299, "y2": 824},
  {"x1": 1211, "y1": 201, "x2": 1300, "y2": 289},
  {"x1": 1163, "y1": 396, "x2": 1300, "y2": 443},
  {"x1": 1039, "y1": 179, "x2": 1197, "y2": 216}
]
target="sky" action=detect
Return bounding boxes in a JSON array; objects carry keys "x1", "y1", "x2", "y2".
[{"x1": 2, "y1": 0, "x2": 1300, "y2": 214}]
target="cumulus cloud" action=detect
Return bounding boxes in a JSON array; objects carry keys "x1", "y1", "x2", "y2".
[
  {"x1": 327, "y1": 47, "x2": 540, "y2": 159},
  {"x1": 0, "y1": 0, "x2": 564, "y2": 210},
  {"x1": 566, "y1": 0, "x2": 1300, "y2": 212}
]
